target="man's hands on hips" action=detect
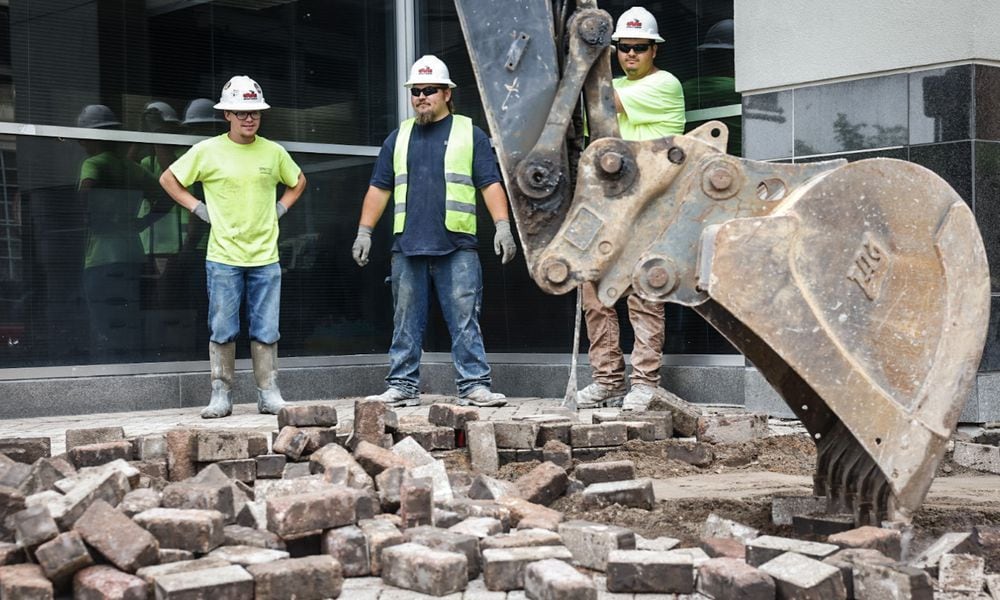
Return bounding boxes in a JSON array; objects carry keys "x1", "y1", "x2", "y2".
[
  {"x1": 192, "y1": 201, "x2": 211, "y2": 224},
  {"x1": 352, "y1": 225, "x2": 373, "y2": 266},
  {"x1": 494, "y1": 220, "x2": 517, "y2": 265}
]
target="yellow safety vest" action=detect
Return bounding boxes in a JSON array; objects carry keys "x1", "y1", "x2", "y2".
[{"x1": 392, "y1": 114, "x2": 477, "y2": 234}]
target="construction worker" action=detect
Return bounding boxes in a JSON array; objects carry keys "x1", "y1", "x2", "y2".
[
  {"x1": 352, "y1": 55, "x2": 516, "y2": 409},
  {"x1": 159, "y1": 76, "x2": 307, "y2": 418},
  {"x1": 576, "y1": 6, "x2": 686, "y2": 411}
]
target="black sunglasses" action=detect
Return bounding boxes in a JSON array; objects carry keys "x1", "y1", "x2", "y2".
[
  {"x1": 616, "y1": 43, "x2": 652, "y2": 54},
  {"x1": 410, "y1": 86, "x2": 445, "y2": 97}
]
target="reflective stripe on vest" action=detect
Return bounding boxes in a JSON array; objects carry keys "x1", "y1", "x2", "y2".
[{"x1": 391, "y1": 115, "x2": 477, "y2": 235}]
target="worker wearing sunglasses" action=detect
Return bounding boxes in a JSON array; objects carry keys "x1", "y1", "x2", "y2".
[{"x1": 576, "y1": 6, "x2": 687, "y2": 412}]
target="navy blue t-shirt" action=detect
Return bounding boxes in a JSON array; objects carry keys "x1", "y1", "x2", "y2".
[{"x1": 370, "y1": 114, "x2": 502, "y2": 256}]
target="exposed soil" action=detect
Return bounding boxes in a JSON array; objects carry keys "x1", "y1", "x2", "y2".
[{"x1": 483, "y1": 432, "x2": 1000, "y2": 556}]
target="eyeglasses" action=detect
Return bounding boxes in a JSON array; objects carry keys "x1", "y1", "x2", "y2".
[
  {"x1": 410, "y1": 86, "x2": 444, "y2": 98},
  {"x1": 231, "y1": 111, "x2": 261, "y2": 121},
  {"x1": 616, "y1": 43, "x2": 652, "y2": 54}
]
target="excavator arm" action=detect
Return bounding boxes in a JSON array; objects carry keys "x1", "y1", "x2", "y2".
[{"x1": 455, "y1": 0, "x2": 990, "y2": 524}]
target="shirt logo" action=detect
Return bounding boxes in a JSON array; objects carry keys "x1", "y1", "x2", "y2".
[
  {"x1": 258, "y1": 166, "x2": 272, "y2": 175},
  {"x1": 627, "y1": 19, "x2": 642, "y2": 28}
]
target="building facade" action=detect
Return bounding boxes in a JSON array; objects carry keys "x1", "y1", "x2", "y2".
[{"x1": 1, "y1": 0, "x2": 993, "y2": 422}]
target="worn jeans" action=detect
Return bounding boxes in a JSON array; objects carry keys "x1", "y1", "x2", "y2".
[
  {"x1": 582, "y1": 281, "x2": 665, "y2": 387},
  {"x1": 205, "y1": 260, "x2": 281, "y2": 344},
  {"x1": 387, "y1": 250, "x2": 491, "y2": 396}
]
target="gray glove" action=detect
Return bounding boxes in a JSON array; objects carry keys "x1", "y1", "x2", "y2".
[
  {"x1": 276, "y1": 202, "x2": 288, "y2": 219},
  {"x1": 352, "y1": 225, "x2": 373, "y2": 267},
  {"x1": 192, "y1": 201, "x2": 211, "y2": 224},
  {"x1": 493, "y1": 220, "x2": 517, "y2": 265}
]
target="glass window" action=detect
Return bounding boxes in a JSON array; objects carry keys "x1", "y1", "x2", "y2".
[{"x1": 4, "y1": 0, "x2": 396, "y2": 146}]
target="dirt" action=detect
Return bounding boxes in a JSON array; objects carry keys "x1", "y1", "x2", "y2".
[{"x1": 482, "y1": 432, "x2": 1000, "y2": 554}]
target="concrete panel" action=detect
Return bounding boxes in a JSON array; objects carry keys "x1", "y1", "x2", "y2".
[
  {"x1": 0, "y1": 375, "x2": 180, "y2": 420},
  {"x1": 736, "y1": 0, "x2": 999, "y2": 93},
  {"x1": 743, "y1": 368, "x2": 796, "y2": 419}
]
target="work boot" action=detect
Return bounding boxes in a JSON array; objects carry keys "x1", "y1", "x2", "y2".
[
  {"x1": 575, "y1": 382, "x2": 627, "y2": 409},
  {"x1": 202, "y1": 341, "x2": 235, "y2": 419},
  {"x1": 457, "y1": 386, "x2": 507, "y2": 408},
  {"x1": 622, "y1": 383, "x2": 660, "y2": 412},
  {"x1": 251, "y1": 341, "x2": 286, "y2": 415},
  {"x1": 365, "y1": 387, "x2": 421, "y2": 407}
]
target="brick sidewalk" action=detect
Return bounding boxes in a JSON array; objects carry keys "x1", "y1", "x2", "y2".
[{"x1": 0, "y1": 396, "x2": 603, "y2": 455}]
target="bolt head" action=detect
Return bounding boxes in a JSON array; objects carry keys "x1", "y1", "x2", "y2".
[
  {"x1": 599, "y1": 152, "x2": 623, "y2": 175},
  {"x1": 648, "y1": 266, "x2": 670, "y2": 288},
  {"x1": 709, "y1": 167, "x2": 734, "y2": 190},
  {"x1": 545, "y1": 260, "x2": 569, "y2": 284}
]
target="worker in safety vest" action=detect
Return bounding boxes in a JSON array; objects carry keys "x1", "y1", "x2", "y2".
[
  {"x1": 352, "y1": 55, "x2": 516, "y2": 408},
  {"x1": 577, "y1": 6, "x2": 686, "y2": 411}
]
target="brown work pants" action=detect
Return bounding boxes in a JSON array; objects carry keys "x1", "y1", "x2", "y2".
[{"x1": 581, "y1": 282, "x2": 665, "y2": 388}]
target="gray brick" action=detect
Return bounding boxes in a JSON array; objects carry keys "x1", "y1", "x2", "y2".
[
  {"x1": 580, "y1": 478, "x2": 654, "y2": 510},
  {"x1": 466, "y1": 422, "x2": 499, "y2": 475},
  {"x1": 559, "y1": 520, "x2": 635, "y2": 571},
  {"x1": 195, "y1": 431, "x2": 250, "y2": 462},
  {"x1": 322, "y1": 525, "x2": 370, "y2": 577},
  {"x1": 381, "y1": 542, "x2": 468, "y2": 596},
  {"x1": 154, "y1": 565, "x2": 254, "y2": 599},
  {"x1": 482, "y1": 545, "x2": 573, "y2": 591},
  {"x1": 758, "y1": 552, "x2": 846, "y2": 599},
  {"x1": 65, "y1": 427, "x2": 125, "y2": 452},
  {"x1": 524, "y1": 558, "x2": 597, "y2": 600},
  {"x1": 745, "y1": 535, "x2": 840, "y2": 567}
]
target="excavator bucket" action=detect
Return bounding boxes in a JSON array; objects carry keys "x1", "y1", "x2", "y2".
[{"x1": 455, "y1": 0, "x2": 990, "y2": 524}]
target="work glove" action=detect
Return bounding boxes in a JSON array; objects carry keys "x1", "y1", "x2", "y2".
[
  {"x1": 352, "y1": 225, "x2": 373, "y2": 267},
  {"x1": 192, "y1": 201, "x2": 211, "y2": 224},
  {"x1": 494, "y1": 219, "x2": 517, "y2": 265},
  {"x1": 276, "y1": 202, "x2": 288, "y2": 219}
]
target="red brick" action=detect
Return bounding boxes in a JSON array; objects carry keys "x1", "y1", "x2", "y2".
[
  {"x1": 154, "y1": 565, "x2": 253, "y2": 598},
  {"x1": 354, "y1": 399, "x2": 391, "y2": 447},
  {"x1": 322, "y1": 525, "x2": 369, "y2": 577},
  {"x1": 354, "y1": 440, "x2": 413, "y2": 477},
  {"x1": 34, "y1": 531, "x2": 93, "y2": 586},
  {"x1": 133, "y1": 508, "x2": 225, "y2": 554},
  {"x1": 161, "y1": 480, "x2": 235, "y2": 521},
  {"x1": 381, "y1": 542, "x2": 468, "y2": 596},
  {"x1": 827, "y1": 525, "x2": 902, "y2": 560},
  {"x1": 607, "y1": 549, "x2": 694, "y2": 594},
  {"x1": 246, "y1": 555, "x2": 343, "y2": 599},
  {"x1": 0, "y1": 437, "x2": 51, "y2": 464},
  {"x1": 65, "y1": 427, "x2": 125, "y2": 452},
  {"x1": 73, "y1": 500, "x2": 159, "y2": 573},
  {"x1": 278, "y1": 404, "x2": 338, "y2": 428},
  {"x1": 69, "y1": 441, "x2": 133, "y2": 469},
  {"x1": 400, "y1": 476, "x2": 433, "y2": 528},
  {"x1": 73, "y1": 565, "x2": 148, "y2": 600},
  {"x1": 514, "y1": 462, "x2": 568, "y2": 506},
  {"x1": 428, "y1": 403, "x2": 480, "y2": 430},
  {"x1": 698, "y1": 557, "x2": 775, "y2": 599},
  {"x1": 165, "y1": 429, "x2": 197, "y2": 482},
  {"x1": 574, "y1": 460, "x2": 636, "y2": 485},
  {"x1": 272, "y1": 426, "x2": 309, "y2": 461},
  {"x1": 0, "y1": 563, "x2": 53, "y2": 599},
  {"x1": 266, "y1": 486, "x2": 363, "y2": 537},
  {"x1": 701, "y1": 536, "x2": 745, "y2": 559},
  {"x1": 497, "y1": 496, "x2": 563, "y2": 531}
]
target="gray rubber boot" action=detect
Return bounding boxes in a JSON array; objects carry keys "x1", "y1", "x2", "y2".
[
  {"x1": 251, "y1": 341, "x2": 286, "y2": 415},
  {"x1": 202, "y1": 342, "x2": 235, "y2": 418}
]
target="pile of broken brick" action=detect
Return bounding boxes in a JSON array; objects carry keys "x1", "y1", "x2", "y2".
[{"x1": 0, "y1": 399, "x2": 995, "y2": 598}]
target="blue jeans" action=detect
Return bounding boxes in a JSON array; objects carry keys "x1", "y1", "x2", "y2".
[
  {"x1": 387, "y1": 250, "x2": 491, "y2": 396},
  {"x1": 205, "y1": 260, "x2": 281, "y2": 344}
]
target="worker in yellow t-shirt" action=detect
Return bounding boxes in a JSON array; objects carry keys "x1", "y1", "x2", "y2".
[
  {"x1": 159, "y1": 76, "x2": 307, "y2": 419},
  {"x1": 576, "y1": 6, "x2": 686, "y2": 411}
]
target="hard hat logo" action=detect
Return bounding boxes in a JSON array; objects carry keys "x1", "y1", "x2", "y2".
[
  {"x1": 419, "y1": 66, "x2": 433, "y2": 75},
  {"x1": 627, "y1": 19, "x2": 642, "y2": 28},
  {"x1": 243, "y1": 91, "x2": 258, "y2": 100}
]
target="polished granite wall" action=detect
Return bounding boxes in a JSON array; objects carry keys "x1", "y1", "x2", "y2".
[{"x1": 741, "y1": 63, "x2": 1000, "y2": 421}]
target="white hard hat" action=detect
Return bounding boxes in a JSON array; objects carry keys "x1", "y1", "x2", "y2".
[
  {"x1": 77, "y1": 104, "x2": 121, "y2": 129},
  {"x1": 404, "y1": 55, "x2": 456, "y2": 88},
  {"x1": 182, "y1": 98, "x2": 225, "y2": 125},
  {"x1": 143, "y1": 101, "x2": 180, "y2": 123},
  {"x1": 213, "y1": 75, "x2": 270, "y2": 111},
  {"x1": 611, "y1": 7, "x2": 665, "y2": 43}
]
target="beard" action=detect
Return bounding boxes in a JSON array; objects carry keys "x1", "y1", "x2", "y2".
[{"x1": 415, "y1": 109, "x2": 434, "y2": 125}]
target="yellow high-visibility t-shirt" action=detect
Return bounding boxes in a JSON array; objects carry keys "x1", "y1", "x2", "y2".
[
  {"x1": 169, "y1": 134, "x2": 301, "y2": 267},
  {"x1": 614, "y1": 70, "x2": 686, "y2": 141}
]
